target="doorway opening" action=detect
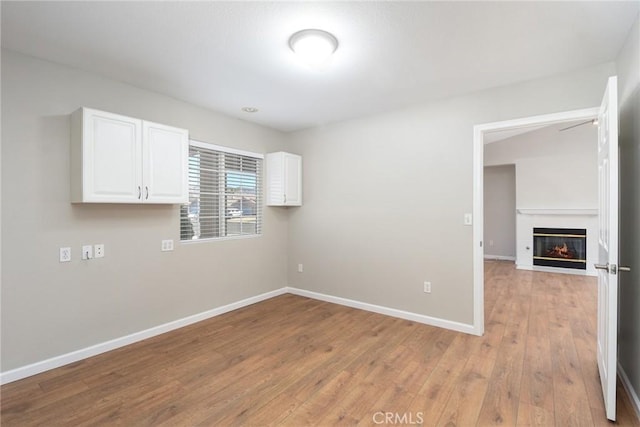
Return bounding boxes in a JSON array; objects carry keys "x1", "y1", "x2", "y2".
[{"x1": 471, "y1": 107, "x2": 599, "y2": 336}]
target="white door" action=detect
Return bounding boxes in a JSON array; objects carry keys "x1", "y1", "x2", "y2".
[
  {"x1": 142, "y1": 121, "x2": 189, "y2": 203},
  {"x1": 595, "y1": 76, "x2": 619, "y2": 421},
  {"x1": 284, "y1": 153, "x2": 302, "y2": 206},
  {"x1": 84, "y1": 109, "x2": 142, "y2": 203}
]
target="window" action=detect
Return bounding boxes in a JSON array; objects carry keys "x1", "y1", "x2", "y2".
[{"x1": 180, "y1": 140, "x2": 263, "y2": 241}]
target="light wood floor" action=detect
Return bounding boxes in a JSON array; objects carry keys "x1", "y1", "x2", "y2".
[{"x1": 2, "y1": 261, "x2": 639, "y2": 426}]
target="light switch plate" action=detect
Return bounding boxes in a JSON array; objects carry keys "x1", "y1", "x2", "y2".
[
  {"x1": 464, "y1": 213, "x2": 473, "y2": 225},
  {"x1": 424, "y1": 281, "x2": 432, "y2": 293}
]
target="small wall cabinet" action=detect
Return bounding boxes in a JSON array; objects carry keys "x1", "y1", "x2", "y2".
[
  {"x1": 71, "y1": 107, "x2": 188, "y2": 204},
  {"x1": 266, "y1": 152, "x2": 302, "y2": 206}
]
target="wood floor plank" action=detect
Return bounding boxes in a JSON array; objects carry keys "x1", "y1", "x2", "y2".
[
  {"x1": 2, "y1": 261, "x2": 638, "y2": 426},
  {"x1": 519, "y1": 336, "x2": 555, "y2": 413},
  {"x1": 406, "y1": 360, "x2": 464, "y2": 424},
  {"x1": 549, "y1": 319, "x2": 595, "y2": 426},
  {"x1": 277, "y1": 369, "x2": 353, "y2": 426},
  {"x1": 403, "y1": 330, "x2": 478, "y2": 421},
  {"x1": 516, "y1": 401, "x2": 555, "y2": 426},
  {"x1": 436, "y1": 353, "x2": 497, "y2": 426},
  {"x1": 476, "y1": 349, "x2": 525, "y2": 425}
]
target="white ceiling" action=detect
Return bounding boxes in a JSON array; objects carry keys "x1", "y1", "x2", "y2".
[{"x1": 2, "y1": 1, "x2": 638, "y2": 132}]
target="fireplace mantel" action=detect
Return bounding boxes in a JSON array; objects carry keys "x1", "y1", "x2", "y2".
[
  {"x1": 515, "y1": 208, "x2": 598, "y2": 276},
  {"x1": 517, "y1": 208, "x2": 598, "y2": 216}
]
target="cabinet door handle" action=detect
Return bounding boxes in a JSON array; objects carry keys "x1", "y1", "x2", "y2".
[
  {"x1": 137, "y1": 186, "x2": 142, "y2": 199},
  {"x1": 284, "y1": 194, "x2": 287, "y2": 203},
  {"x1": 145, "y1": 186, "x2": 149, "y2": 200}
]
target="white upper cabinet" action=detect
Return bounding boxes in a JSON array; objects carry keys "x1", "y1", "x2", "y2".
[
  {"x1": 266, "y1": 152, "x2": 302, "y2": 206},
  {"x1": 71, "y1": 108, "x2": 188, "y2": 204}
]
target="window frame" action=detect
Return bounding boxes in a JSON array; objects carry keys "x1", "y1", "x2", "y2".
[{"x1": 180, "y1": 139, "x2": 264, "y2": 244}]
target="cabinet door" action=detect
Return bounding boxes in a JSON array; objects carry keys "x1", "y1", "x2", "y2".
[
  {"x1": 83, "y1": 109, "x2": 142, "y2": 203},
  {"x1": 266, "y1": 152, "x2": 284, "y2": 206},
  {"x1": 142, "y1": 121, "x2": 188, "y2": 203},
  {"x1": 283, "y1": 153, "x2": 302, "y2": 206}
]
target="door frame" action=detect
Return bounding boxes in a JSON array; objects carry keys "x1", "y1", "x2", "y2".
[{"x1": 472, "y1": 107, "x2": 600, "y2": 336}]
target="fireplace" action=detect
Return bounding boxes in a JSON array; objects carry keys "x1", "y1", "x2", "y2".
[{"x1": 533, "y1": 227, "x2": 587, "y2": 270}]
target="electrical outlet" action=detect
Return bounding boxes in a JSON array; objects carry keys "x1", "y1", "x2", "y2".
[
  {"x1": 94, "y1": 244, "x2": 105, "y2": 258},
  {"x1": 298, "y1": 263, "x2": 304, "y2": 273},
  {"x1": 423, "y1": 281, "x2": 432, "y2": 293},
  {"x1": 82, "y1": 245, "x2": 93, "y2": 260},
  {"x1": 161, "y1": 239, "x2": 174, "y2": 252},
  {"x1": 59, "y1": 247, "x2": 71, "y2": 263},
  {"x1": 464, "y1": 213, "x2": 473, "y2": 225}
]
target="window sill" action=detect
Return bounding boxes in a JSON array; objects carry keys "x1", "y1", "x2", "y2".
[{"x1": 180, "y1": 234, "x2": 262, "y2": 245}]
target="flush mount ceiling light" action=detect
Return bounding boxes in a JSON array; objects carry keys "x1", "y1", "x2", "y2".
[
  {"x1": 289, "y1": 29, "x2": 338, "y2": 68},
  {"x1": 241, "y1": 107, "x2": 259, "y2": 113}
]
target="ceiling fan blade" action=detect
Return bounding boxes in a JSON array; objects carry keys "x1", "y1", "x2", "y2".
[{"x1": 559, "y1": 119, "x2": 595, "y2": 132}]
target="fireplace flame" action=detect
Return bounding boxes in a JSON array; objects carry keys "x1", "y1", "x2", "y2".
[{"x1": 546, "y1": 242, "x2": 575, "y2": 259}]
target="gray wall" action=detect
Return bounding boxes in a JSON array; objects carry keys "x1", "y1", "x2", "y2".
[
  {"x1": 1, "y1": 50, "x2": 290, "y2": 371},
  {"x1": 483, "y1": 165, "x2": 516, "y2": 259},
  {"x1": 485, "y1": 122, "x2": 598, "y2": 209},
  {"x1": 287, "y1": 62, "x2": 615, "y2": 326},
  {"x1": 617, "y1": 15, "x2": 640, "y2": 411}
]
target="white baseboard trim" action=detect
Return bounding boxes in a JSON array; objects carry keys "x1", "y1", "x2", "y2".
[
  {"x1": 619, "y1": 362, "x2": 640, "y2": 422},
  {"x1": 1, "y1": 286, "x2": 479, "y2": 385},
  {"x1": 0, "y1": 288, "x2": 287, "y2": 385},
  {"x1": 484, "y1": 255, "x2": 516, "y2": 261},
  {"x1": 285, "y1": 286, "x2": 477, "y2": 336}
]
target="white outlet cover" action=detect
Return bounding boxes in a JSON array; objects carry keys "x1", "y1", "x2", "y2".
[
  {"x1": 59, "y1": 247, "x2": 71, "y2": 262},
  {"x1": 161, "y1": 240, "x2": 174, "y2": 252},
  {"x1": 94, "y1": 244, "x2": 105, "y2": 258}
]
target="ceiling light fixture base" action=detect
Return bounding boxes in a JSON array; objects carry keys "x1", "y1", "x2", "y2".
[{"x1": 289, "y1": 29, "x2": 338, "y2": 68}]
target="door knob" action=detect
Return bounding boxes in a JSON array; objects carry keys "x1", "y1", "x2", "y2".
[
  {"x1": 594, "y1": 263, "x2": 609, "y2": 272},
  {"x1": 619, "y1": 266, "x2": 631, "y2": 272}
]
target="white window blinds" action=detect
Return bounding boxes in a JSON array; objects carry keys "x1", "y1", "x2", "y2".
[{"x1": 180, "y1": 141, "x2": 263, "y2": 241}]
